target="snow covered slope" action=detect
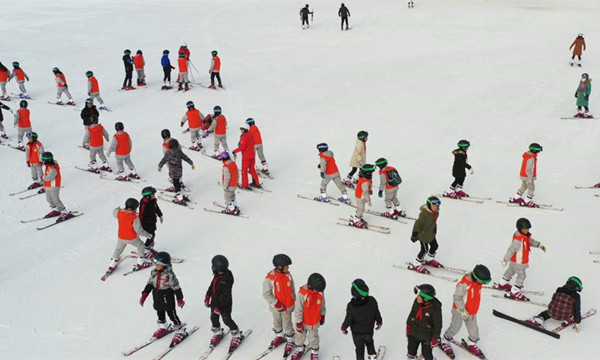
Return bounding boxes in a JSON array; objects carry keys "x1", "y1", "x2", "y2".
[{"x1": 1, "y1": 0, "x2": 599, "y2": 358}]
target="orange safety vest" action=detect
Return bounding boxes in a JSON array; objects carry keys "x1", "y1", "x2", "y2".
[
  {"x1": 222, "y1": 160, "x2": 239, "y2": 187},
  {"x1": 520, "y1": 152, "x2": 537, "y2": 178},
  {"x1": 187, "y1": 109, "x2": 202, "y2": 129},
  {"x1": 43, "y1": 164, "x2": 61, "y2": 188},
  {"x1": 510, "y1": 231, "x2": 533, "y2": 264},
  {"x1": 114, "y1": 131, "x2": 131, "y2": 156},
  {"x1": 88, "y1": 124, "x2": 105, "y2": 147},
  {"x1": 355, "y1": 177, "x2": 372, "y2": 199},
  {"x1": 318, "y1": 153, "x2": 339, "y2": 175},
  {"x1": 214, "y1": 114, "x2": 226, "y2": 135},
  {"x1": 178, "y1": 57, "x2": 188, "y2": 73},
  {"x1": 17, "y1": 109, "x2": 31, "y2": 128},
  {"x1": 27, "y1": 140, "x2": 43, "y2": 164},
  {"x1": 299, "y1": 286, "x2": 324, "y2": 326},
  {"x1": 55, "y1": 73, "x2": 67, "y2": 88},
  {"x1": 249, "y1": 125, "x2": 262, "y2": 145},
  {"x1": 212, "y1": 56, "x2": 221, "y2": 71},
  {"x1": 89, "y1": 76, "x2": 99, "y2": 93},
  {"x1": 163, "y1": 138, "x2": 170, "y2": 150},
  {"x1": 453, "y1": 275, "x2": 482, "y2": 315},
  {"x1": 0, "y1": 69, "x2": 8, "y2": 82},
  {"x1": 14, "y1": 68, "x2": 26, "y2": 81},
  {"x1": 117, "y1": 209, "x2": 138, "y2": 240},
  {"x1": 379, "y1": 166, "x2": 397, "y2": 190},
  {"x1": 133, "y1": 54, "x2": 144, "y2": 69},
  {"x1": 266, "y1": 270, "x2": 295, "y2": 308}
]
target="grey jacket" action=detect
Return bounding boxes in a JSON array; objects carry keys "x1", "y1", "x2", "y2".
[
  {"x1": 503, "y1": 231, "x2": 542, "y2": 264},
  {"x1": 112, "y1": 207, "x2": 150, "y2": 240},
  {"x1": 42, "y1": 165, "x2": 58, "y2": 188},
  {"x1": 158, "y1": 147, "x2": 193, "y2": 179},
  {"x1": 146, "y1": 267, "x2": 181, "y2": 292},
  {"x1": 319, "y1": 150, "x2": 340, "y2": 178},
  {"x1": 222, "y1": 159, "x2": 236, "y2": 190},
  {"x1": 107, "y1": 131, "x2": 132, "y2": 158}
]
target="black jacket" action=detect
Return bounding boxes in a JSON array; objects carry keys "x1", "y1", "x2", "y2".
[
  {"x1": 341, "y1": 296, "x2": 382, "y2": 335},
  {"x1": 406, "y1": 298, "x2": 443, "y2": 340},
  {"x1": 300, "y1": 7, "x2": 312, "y2": 17},
  {"x1": 0, "y1": 101, "x2": 10, "y2": 122},
  {"x1": 123, "y1": 55, "x2": 133, "y2": 71},
  {"x1": 338, "y1": 6, "x2": 350, "y2": 17},
  {"x1": 139, "y1": 197, "x2": 163, "y2": 232},
  {"x1": 451, "y1": 148, "x2": 471, "y2": 177},
  {"x1": 80, "y1": 105, "x2": 99, "y2": 126},
  {"x1": 206, "y1": 269, "x2": 234, "y2": 311}
]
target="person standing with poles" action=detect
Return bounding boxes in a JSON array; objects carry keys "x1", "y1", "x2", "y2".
[
  {"x1": 338, "y1": 3, "x2": 350, "y2": 31},
  {"x1": 300, "y1": 4, "x2": 313, "y2": 29}
]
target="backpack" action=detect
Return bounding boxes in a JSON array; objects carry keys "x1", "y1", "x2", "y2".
[{"x1": 386, "y1": 168, "x2": 402, "y2": 187}]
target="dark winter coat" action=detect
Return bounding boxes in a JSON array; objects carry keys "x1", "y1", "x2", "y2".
[
  {"x1": 0, "y1": 101, "x2": 9, "y2": 122},
  {"x1": 142, "y1": 268, "x2": 183, "y2": 311},
  {"x1": 206, "y1": 269, "x2": 234, "y2": 312},
  {"x1": 412, "y1": 205, "x2": 438, "y2": 244},
  {"x1": 123, "y1": 55, "x2": 134, "y2": 71},
  {"x1": 139, "y1": 197, "x2": 163, "y2": 232},
  {"x1": 158, "y1": 147, "x2": 193, "y2": 180},
  {"x1": 80, "y1": 105, "x2": 99, "y2": 126},
  {"x1": 451, "y1": 148, "x2": 471, "y2": 177},
  {"x1": 341, "y1": 296, "x2": 382, "y2": 335},
  {"x1": 548, "y1": 283, "x2": 581, "y2": 323},
  {"x1": 338, "y1": 5, "x2": 350, "y2": 17},
  {"x1": 406, "y1": 298, "x2": 443, "y2": 341},
  {"x1": 300, "y1": 7, "x2": 312, "y2": 17}
]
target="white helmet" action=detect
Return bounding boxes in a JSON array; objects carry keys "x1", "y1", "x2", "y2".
[{"x1": 240, "y1": 123, "x2": 250, "y2": 131}]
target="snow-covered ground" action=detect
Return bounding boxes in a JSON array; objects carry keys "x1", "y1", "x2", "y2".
[{"x1": 1, "y1": 0, "x2": 599, "y2": 358}]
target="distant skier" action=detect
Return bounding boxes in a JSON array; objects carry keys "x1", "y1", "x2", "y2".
[
  {"x1": 80, "y1": 98, "x2": 99, "y2": 149},
  {"x1": 291, "y1": 273, "x2": 326, "y2": 360},
  {"x1": 526, "y1": 276, "x2": 583, "y2": 332},
  {"x1": 177, "y1": 52, "x2": 190, "y2": 91},
  {"x1": 246, "y1": 118, "x2": 269, "y2": 174},
  {"x1": 133, "y1": 50, "x2": 146, "y2": 86},
  {"x1": 139, "y1": 186, "x2": 163, "y2": 253},
  {"x1": 300, "y1": 4, "x2": 313, "y2": 29},
  {"x1": 14, "y1": 100, "x2": 32, "y2": 150},
  {"x1": 341, "y1": 279, "x2": 382, "y2": 360},
  {"x1": 509, "y1": 143, "x2": 543, "y2": 207},
  {"x1": 106, "y1": 122, "x2": 138, "y2": 180},
  {"x1": 338, "y1": 3, "x2": 350, "y2": 31},
  {"x1": 315, "y1": 143, "x2": 350, "y2": 204},
  {"x1": 569, "y1": 33, "x2": 586, "y2": 67},
  {"x1": 218, "y1": 151, "x2": 241, "y2": 215},
  {"x1": 444, "y1": 140, "x2": 473, "y2": 199},
  {"x1": 8, "y1": 61, "x2": 29, "y2": 98},
  {"x1": 158, "y1": 138, "x2": 195, "y2": 205},
  {"x1": 0, "y1": 62, "x2": 9, "y2": 100},
  {"x1": 52, "y1": 67, "x2": 74, "y2": 105},
  {"x1": 122, "y1": 49, "x2": 135, "y2": 90},
  {"x1": 263, "y1": 254, "x2": 296, "y2": 354},
  {"x1": 180, "y1": 101, "x2": 204, "y2": 151},
  {"x1": 208, "y1": 105, "x2": 229, "y2": 156},
  {"x1": 405, "y1": 284, "x2": 441, "y2": 360},
  {"x1": 205, "y1": 255, "x2": 244, "y2": 352},
  {"x1": 375, "y1": 157, "x2": 405, "y2": 218},
  {"x1": 209, "y1": 50, "x2": 223, "y2": 89},
  {"x1": 25, "y1": 132, "x2": 44, "y2": 190},
  {"x1": 233, "y1": 123, "x2": 261, "y2": 189},
  {"x1": 86, "y1": 71, "x2": 107, "y2": 110},
  {"x1": 409, "y1": 196, "x2": 441, "y2": 273},
  {"x1": 0, "y1": 100, "x2": 11, "y2": 139},
  {"x1": 349, "y1": 164, "x2": 375, "y2": 229},
  {"x1": 41, "y1": 151, "x2": 73, "y2": 221},
  {"x1": 83, "y1": 116, "x2": 111, "y2": 172},
  {"x1": 574, "y1": 72, "x2": 592, "y2": 118},
  {"x1": 139, "y1": 252, "x2": 188, "y2": 346},
  {"x1": 161, "y1": 50, "x2": 175, "y2": 90},
  {"x1": 344, "y1": 130, "x2": 368, "y2": 188},
  {"x1": 494, "y1": 218, "x2": 547, "y2": 301}
]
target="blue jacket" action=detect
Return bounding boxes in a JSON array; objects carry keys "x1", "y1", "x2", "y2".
[{"x1": 161, "y1": 55, "x2": 172, "y2": 68}]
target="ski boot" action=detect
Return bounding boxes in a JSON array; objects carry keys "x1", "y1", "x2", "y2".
[
  {"x1": 164, "y1": 186, "x2": 176, "y2": 193},
  {"x1": 444, "y1": 191, "x2": 459, "y2": 199},
  {"x1": 508, "y1": 195, "x2": 525, "y2": 206},
  {"x1": 223, "y1": 206, "x2": 241, "y2": 216},
  {"x1": 115, "y1": 172, "x2": 129, "y2": 181},
  {"x1": 269, "y1": 334, "x2": 285, "y2": 349},
  {"x1": 99, "y1": 105, "x2": 107, "y2": 110},
  {"x1": 189, "y1": 144, "x2": 202, "y2": 151},
  {"x1": 524, "y1": 316, "x2": 544, "y2": 327},
  {"x1": 283, "y1": 339, "x2": 295, "y2": 357},
  {"x1": 524, "y1": 199, "x2": 537, "y2": 208},
  {"x1": 28, "y1": 181, "x2": 43, "y2": 190},
  {"x1": 594, "y1": 182, "x2": 600, "y2": 188},
  {"x1": 463, "y1": 339, "x2": 485, "y2": 358},
  {"x1": 184, "y1": 83, "x2": 189, "y2": 91},
  {"x1": 210, "y1": 327, "x2": 224, "y2": 347},
  {"x1": 290, "y1": 345, "x2": 305, "y2": 360},
  {"x1": 152, "y1": 321, "x2": 171, "y2": 339},
  {"x1": 126, "y1": 85, "x2": 136, "y2": 90},
  {"x1": 0, "y1": 130, "x2": 7, "y2": 139},
  {"x1": 395, "y1": 209, "x2": 407, "y2": 217},
  {"x1": 314, "y1": 192, "x2": 329, "y2": 202},
  {"x1": 66, "y1": 100, "x2": 75, "y2": 106},
  {"x1": 440, "y1": 337, "x2": 456, "y2": 358},
  {"x1": 218, "y1": 84, "x2": 223, "y2": 88},
  {"x1": 144, "y1": 248, "x2": 158, "y2": 259},
  {"x1": 423, "y1": 254, "x2": 442, "y2": 268},
  {"x1": 57, "y1": 211, "x2": 74, "y2": 222},
  {"x1": 19, "y1": 93, "x2": 30, "y2": 99},
  {"x1": 342, "y1": 177, "x2": 355, "y2": 188},
  {"x1": 170, "y1": 326, "x2": 188, "y2": 347},
  {"x1": 583, "y1": 111, "x2": 594, "y2": 119},
  {"x1": 310, "y1": 348, "x2": 319, "y2": 360},
  {"x1": 16, "y1": 142, "x2": 25, "y2": 151},
  {"x1": 250, "y1": 180, "x2": 263, "y2": 189},
  {"x1": 493, "y1": 282, "x2": 512, "y2": 291},
  {"x1": 100, "y1": 162, "x2": 112, "y2": 172},
  {"x1": 128, "y1": 171, "x2": 140, "y2": 180},
  {"x1": 0, "y1": 94, "x2": 9, "y2": 101},
  {"x1": 133, "y1": 260, "x2": 152, "y2": 271},
  {"x1": 208, "y1": 84, "x2": 216, "y2": 89},
  {"x1": 178, "y1": 83, "x2": 183, "y2": 91},
  {"x1": 383, "y1": 209, "x2": 398, "y2": 219},
  {"x1": 455, "y1": 189, "x2": 468, "y2": 198},
  {"x1": 44, "y1": 209, "x2": 61, "y2": 218},
  {"x1": 107, "y1": 257, "x2": 119, "y2": 273},
  {"x1": 506, "y1": 290, "x2": 530, "y2": 302},
  {"x1": 367, "y1": 355, "x2": 377, "y2": 360},
  {"x1": 338, "y1": 194, "x2": 351, "y2": 204},
  {"x1": 408, "y1": 261, "x2": 429, "y2": 274},
  {"x1": 55, "y1": 100, "x2": 64, "y2": 105},
  {"x1": 577, "y1": 61, "x2": 582, "y2": 67},
  {"x1": 350, "y1": 215, "x2": 368, "y2": 229},
  {"x1": 228, "y1": 330, "x2": 242, "y2": 351},
  {"x1": 173, "y1": 193, "x2": 187, "y2": 205}
]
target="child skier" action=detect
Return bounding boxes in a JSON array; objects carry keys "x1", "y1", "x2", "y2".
[
  {"x1": 291, "y1": 273, "x2": 326, "y2": 360},
  {"x1": 80, "y1": 99, "x2": 98, "y2": 149},
  {"x1": 208, "y1": 106, "x2": 229, "y2": 156},
  {"x1": 300, "y1": 4, "x2": 314, "y2": 29},
  {"x1": 509, "y1": 143, "x2": 543, "y2": 207},
  {"x1": 218, "y1": 151, "x2": 240, "y2": 215},
  {"x1": 158, "y1": 139, "x2": 195, "y2": 205},
  {"x1": 86, "y1": 71, "x2": 107, "y2": 110},
  {"x1": 122, "y1": 49, "x2": 134, "y2": 90},
  {"x1": 233, "y1": 123, "x2": 261, "y2": 189},
  {"x1": 83, "y1": 117, "x2": 111, "y2": 172},
  {"x1": 180, "y1": 101, "x2": 204, "y2": 151},
  {"x1": 344, "y1": 131, "x2": 368, "y2": 187},
  {"x1": 106, "y1": 122, "x2": 138, "y2": 180},
  {"x1": 41, "y1": 151, "x2": 72, "y2": 221},
  {"x1": 444, "y1": 139, "x2": 473, "y2": 199},
  {"x1": 246, "y1": 118, "x2": 269, "y2": 173},
  {"x1": 0, "y1": 62, "x2": 9, "y2": 100},
  {"x1": 205, "y1": 255, "x2": 245, "y2": 351},
  {"x1": 25, "y1": 132, "x2": 44, "y2": 189},
  {"x1": 349, "y1": 164, "x2": 375, "y2": 229},
  {"x1": 569, "y1": 33, "x2": 586, "y2": 67},
  {"x1": 139, "y1": 186, "x2": 163, "y2": 254},
  {"x1": 409, "y1": 196, "x2": 441, "y2": 273},
  {"x1": 375, "y1": 157, "x2": 404, "y2": 218},
  {"x1": 494, "y1": 218, "x2": 547, "y2": 301},
  {"x1": 0, "y1": 100, "x2": 11, "y2": 138},
  {"x1": 133, "y1": 50, "x2": 146, "y2": 86},
  {"x1": 316, "y1": 143, "x2": 350, "y2": 204},
  {"x1": 8, "y1": 61, "x2": 29, "y2": 98},
  {"x1": 405, "y1": 284, "x2": 441, "y2": 360},
  {"x1": 161, "y1": 50, "x2": 175, "y2": 90},
  {"x1": 526, "y1": 276, "x2": 583, "y2": 332},
  {"x1": 338, "y1": 3, "x2": 351, "y2": 31},
  {"x1": 263, "y1": 254, "x2": 296, "y2": 354},
  {"x1": 441, "y1": 264, "x2": 491, "y2": 359},
  {"x1": 209, "y1": 50, "x2": 223, "y2": 89},
  {"x1": 574, "y1": 73, "x2": 592, "y2": 118},
  {"x1": 139, "y1": 252, "x2": 188, "y2": 346},
  {"x1": 52, "y1": 67, "x2": 74, "y2": 105},
  {"x1": 341, "y1": 279, "x2": 383, "y2": 360},
  {"x1": 14, "y1": 100, "x2": 32, "y2": 150},
  {"x1": 177, "y1": 52, "x2": 190, "y2": 91}
]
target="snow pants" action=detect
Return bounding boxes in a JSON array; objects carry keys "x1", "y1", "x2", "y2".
[
  {"x1": 271, "y1": 307, "x2": 294, "y2": 336},
  {"x1": 384, "y1": 187, "x2": 400, "y2": 208},
  {"x1": 320, "y1": 174, "x2": 346, "y2": 195},
  {"x1": 0, "y1": 81, "x2": 6, "y2": 95},
  {"x1": 302, "y1": 16, "x2": 309, "y2": 27},
  {"x1": 503, "y1": 262, "x2": 528, "y2": 288},
  {"x1": 178, "y1": 72, "x2": 189, "y2": 84},
  {"x1": 163, "y1": 67, "x2": 172, "y2": 82},
  {"x1": 224, "y1": 187, "x2": 236, "y2": 207},
  {"x1": 295, "y1": 323, "x2": 320, "y2": 350},
  {"x1": 17, "y1": 126, "x2": 31, "y2": 144},
  {"x1": 115, "y1": 154, "x2": 135, "y2": 173},
  {"x1": 89, "y1": 92, "x2": 104, "y2": 105},
  {"x1": 45, "y1": 187, "x2": 65, "y2": 211},
  {"x1": 112, "y1": 238, "x2": 145, "y2": 259},
  {"x1": 417, "y1": 239, "x2": 438, "y2": 261},
  {"x1": 213, "y1": 134, "x2": 229, "y2": 153},
  {"x1": 123, "y1": 70, "x2": 132, "y2": 87},
  {"x1": 210, "y1": 308, "x2": 239, "y2": 331},
  {"x1": 56, "y1": 87, "x2": 72, "y2": 100},
  {"x1": 254, "y1": 144, "x2": 267, "y2": 163},
  {"x1": 31, "y1": 163, "x2": 43, "y2": 181},
  {"x1": 241, "y1": 158, "x2": 260, "y2": 188},
  {"x1": 451, "y1": 175, "x2": 465, "y2": 188},
  {"x1": 407, "y1": 335, "x2": 433, "y2": 360},
  {"x1": 157, "y1": 309, "x2": 181, "y2": 327},
  {"x1": 89, "y1": 146, "x2": 107, "y2": 164},
  {"x1": 82, "y1": 125, "x2": 90, "y2": 145},
  {"x1": 444, "y1": 308, "x2": 479, "y2": 342},
  {"x1": 341, "y1": 16, "x2": 349, "y2": 30},
  {"x1": 353, "y1": 333, "x2": 376, "y2": 359},
  {"x1": 17, "y1": 80, "x2": 27, "y2": 94},
  {"x1": 517, "y1": 177, "x2": 535, "y2": 198},
  {"x1": 190, "y1": 128, "x2": 202, "y2": 146},
  {"x1": 210, "y1": 71, "x2": 222, "y2": 86},
  {"x1": 136, "y1": 68, "x2": 145, "y2": 83},
  {"x1": 355, "y1": 198, "x2": 367, "y2": 217}
]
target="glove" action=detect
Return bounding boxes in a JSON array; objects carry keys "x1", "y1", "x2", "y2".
[
  {"x1": 296, "y1": 322, "x2": 304, "y2": 333},
  {"x1": 317, "y1": 164, "x2": 321, "y2": 169},
  {"x1": 159, "y1": 216, "x2": 164, "y2": 224},
  {"x1": 540, "y1": 244, "x2": 547, "y2": 252},
  {"x1": 431, "y1": 338, "x2": 439, "y2": 348},
  {"x1": 177, "y1": 299, "x2": 185, "y2": 308},
  {"x1": 233, "y1": 153, "x2": 237, "y2": 160},
  {"x1": 573, "y1": 323, "x2": 580, "y2": 333},
  {"x1": 320, "y1": 172, "x2": 325, "y2": 179},
  {"x1": 191, "y1": 164, "x2": 196, "y2": 170},
  {"x1": 470, "y1": 169, "x2": 474, "y2": 175},
  {"x1": 375, "y1": 321, "x2": 382, "y2": 330},
  {"x1": 410, "y1": 232, "x2": 418, "y2": 243},
  {"x1": 460, "y1": 309, "x2": 471, "y2": 319},
  {"x1": 139, "y1": 292, "x2": 149, "y2": 306},
  {"x1": 378, "y1": 190, "x2": 383, "y2": 198},
  {"x1": 147, "y1": 234, "x2": 154, "y2": 240},
  {"x1": 585, "y1": 95, "x2": 589, "y2": 100},
  {"x1": 158, "y1": 167, "x2": 162, "y2": 172},
  {"x1": 501, "y1": 260, "x2": 508, "y2": 267},
  {"x1": 204, "y1": 295, "x2": 211, "y2": 307},
  {"x1": 575, "y1": 92, "x2": 578, "y2": 98},
  {"x1": 274, "y1": 301, "x2": 285, "y2": 313},
  {"x1": 26, "y1": 161, "x2": 30, "y2": 167},
  {"x1": 26, "y1": 76, "x2": 29, "y2": 81},
  {"x1": 406, "y1": 324, "x2": 411, "y2": 338},
  {"x1": 180, "y1": 122, "x2": 184, "y2": 127},
  {"x1": 213, "y1": 307, "x2": 221, "y2": 315},
  {"x1": 9, "y1": 109, "x2": 14, "y2": 114},
  {"x1": 320, "y1": 315, "x2": 325, "y2": 325},
  {"x1": 88, "y1": 92, "x2": 91, "y2": 96},
  {"x1": 341, "y1": 326, "x2": 348, "y2": 335}
]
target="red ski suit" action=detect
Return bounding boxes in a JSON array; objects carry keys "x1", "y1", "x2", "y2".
[{"x1": 233, "y1": 131, "x2": 259, "y2": 188}]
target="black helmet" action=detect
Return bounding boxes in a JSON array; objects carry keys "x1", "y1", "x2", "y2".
[
  {"x1": 567, "y1": 276, "x2": 583, "y2": 292},
  {"x1": 375, "y1": 157, "x2": 388, "y2": 168},
  {"x1": 245, "y1": 118, "x2": 255, "y2": 126},
  {"x1": 154, "y1": 251, "x2": 171, "y2": 266},
  {"x1": 211, "y1": 50, "x2": 218, "y2": 56},
  {"x1": 307, "y1": 273, "x2": 326, "y2": 292},
  {"x1": 472, "y1": 264, "x2": 491, "y2": 284},
  {"x1": 357, "y1": 130, "x2": 369, "y2": 140},
  {"x1": 168, "y1": 138, "x2": 179, "y2": 149},
  {"x1": 457, "y1": 139, "x2": 470, "y2": 148},
  {"x1": 426, "y1": 196, "x2": 441, "y2": 209},
  {"x1": 90, "y1": 116, "x2": 99, "y2": 124},
  {"x1": 52, "y1": 67, "x2": 60, "y2": 73},
  {"x1": 19, "y1": 100, "x2": 28, "y2": 108},
  {"x1": 124, "y1": 49, "x2": 131, "y2": 55},
  {"x1": 161, "y1": 129, "x2": 171, "y2": 139},
  {"x1": 273, "y1": 254, "x2": 292, "y2": 272},
  {"x1": 413, "y1": 283, "x2": 436, "y2": 300},
  {"x1": 529, "y1": 143, "x2": 543, "y2": 153},
  {"x1": 186, "y1": 101, "x2": 195, "y2": 109},
  {"x1": 41, "y1": 151, "x2": 54, "y2": 164},
  {"x1": 351, "y1": 279, "x2": 369, "y2": 299},
  {"x1": 212, "y1": 255, "x2": 229, "y2": 272},
  {"x1": 163, "y1": 49, "x2": 170, "y2": 55},
  {"x1": 316, "y1": 143, "x2": 329, "y2": 152},
  {"x1": 85, "y1": 70, "x2": 94, "y2": 78},
  {"x1": 213, "y1": 105, "x2": 222, "y2": 114},
  {"x1": 516, "y1": 217, "x2": 531, "y2": 230},
  {"x1": 115, "y1": 122, "x2": 124, "y2": 131},
  {"x1": 141, "y1": 186, "x2": 157, "y2": 198},
  {"x1": 125, "y1": 198, "x2": 139, "y2": 210},
  {"x1": 136, "y1": 49, "x2": 142, "y2": 55}
]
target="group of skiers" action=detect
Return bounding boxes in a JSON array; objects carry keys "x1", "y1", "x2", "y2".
[{"x1": 299, "y1": 3, "x2": 352, "y2": 31}]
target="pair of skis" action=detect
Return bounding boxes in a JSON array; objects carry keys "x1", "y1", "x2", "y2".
[
  {"x1": 337, "y1": 218, "x2": 390, "y2": 234},
  {"x1": 496, "y1": 200, "x2": 563, "y2": 211},
  {"x1": 204, "y1": 201, "x2": 249, "y2": 218},
  {"x1": 21, "y1": 211, "x2": 84, "y2": 230},
  {"x1": 198, "y1": 329, "x2": 252, "y2": 360},
  {"x1": 493, "y1": 308, "x2": 596, "y2": 339},
  {"x1": 437, "y1": 194, "x2": 491, "y2": 204}
]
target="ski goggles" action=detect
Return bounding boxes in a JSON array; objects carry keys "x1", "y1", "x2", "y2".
[{"x1": 413, "y1": 286, "x2": 434, "y2": 301}]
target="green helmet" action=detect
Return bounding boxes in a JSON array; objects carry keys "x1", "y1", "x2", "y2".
[
  {"x1": 457, "y1": 139, "x2": 470, "y2": 148},
  {"x1": 26, "y1": 132, "x2": 38, "y2": 141},
  {"x1": 375, "y1": 157, "x2": 388, "y2": 168},
  {"x1": 360, "y1": 164, "x2": 376, "y2": 173},
  {"x1": 211, "y1": 50, "x2": 218, "y2": 56},
  {"x1": 568, "y1": 276, "x2": 583, "y2": 292},
  {"x1": 85, "y1": 71, "x2": 94, "y2": 78},
  {"x1": 12, "y1": 61, "x2": 19, "y2": 67},
  {"x1": 357, "y1": 130, "x2": 369, "y2": 140},
  {"x1": 529, "y1": 143, "x2": 543, "y2": 152},
  {"x1": 41, "y1": 151, "x2": 54, "y2": 163}
]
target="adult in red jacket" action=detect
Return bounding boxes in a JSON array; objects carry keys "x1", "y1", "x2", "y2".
[{"x1": 233, "y1": 123, "x2": 260, "y2": 189}]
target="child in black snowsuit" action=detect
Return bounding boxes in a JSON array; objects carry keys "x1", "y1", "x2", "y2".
[
  {"x1": 341, "y1": 279, "x2": 383, "y2": 360},
  {"x1": 406, "y1": 284, "x2": 443, "y2": 360},
  {"x1": 139, "y1": 186, "x2": 163, "y2": 252},
  {"x1": 445, "y1": 139, "x2": 472, "y2": 198}
]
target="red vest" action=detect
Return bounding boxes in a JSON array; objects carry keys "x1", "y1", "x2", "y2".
[
  {"x1": 266, "y1": 270, "x2": 295, "y2": 308},
  {"x1": 222, "y1": 160, "x2": 239, "y2": 187},
  {"x1": 43, "y1": 164, "x2": 61, "y2": 188},
  {"x1": 26, "y1": 140, "x2": 43, "y2": 164},
  {"x1": 178, "y1": 58, "x2": 188, "y2": 72},
  {"x1": 55, "y1": 73, "x2": 67, "y2": 88},
  {"x1": 355, "y1": 177, "x2": 372, "y2": 199},
  {"x1": 17, "y1": 109, "x2": 31, "y2": 128},
  {"x1": 117, "y1": 209, "x2": 138, "y2": 240},
  {"x1": 520, "y1": 152, "x2": 537, "y2": 177},
  {"x1": 88, "y1": 125, "x2": 105, "y2": 147},
  {"x1": 14, "y1": 68, "x2": 26, "y2": 81},
  {"x1": 114, "y1": 132, "x2": 131, "y2": 156},
  {"x1": 133, "y1": 54, "x2": 145, "y2": 69},
  {"x1": 453, "y1": 275, "x2": 482, "y2": 315},
  {"x1": 187, "y1": 109, "x2": 202, "y2": 129},
  {"x1": 510, "y1": 231, "x2": 533, "y2": 264},
  {"x1": 379, "y1": 166, "x2": 397, "y2": 190},
  {"x1": 299, "y1": 286, "x2": 324, "y2": 326},
  {"x1": 89, "y1": 76, "x2": 99, "y2": 93},
  {"x1": 212, "y1": 56, "x2": 221, "y2": 71},
  {"x1": 318, "y1": 153, "x2": 338, "y2": 175}
]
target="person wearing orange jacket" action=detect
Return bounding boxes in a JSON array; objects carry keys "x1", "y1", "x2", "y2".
[
  {"x1": 291, "y1": 273, "x2": 326, "y2": 360},
  {"x1": 441, "y1": 264, "x2": 491, "y2": 359},
  {"x1": 83, "y1": 116, "x2": 111, "y2": 172},
  {"x1": 217, "y1": 151, "x2": 240, "y2": 215},
  {"x1": 209, "y1": 50, "x2": 223, "y2": 89},
  {"x1": 25, "y1": 132, "x2": 44, "y2": 189},
  {"x1": 233, "y1": 123, "x2": 261, "y2": 189},
  {"x1": 263, "y1": 254, "x2": 296, "y2": 354},
  {"x1": 41, "y1": 152, "x2": 73, "y2": 221},
  {"x1": 245, "y1": 118, "x2": 269, "y2": 173},
  {"x1": 177, "y1": 52, "x2": 190, "y2": 91},
  {"x1": 509, "y1": 143, "x2": 542, "y2": 207},
  {"x1": 52, "y1": 67, "x2": 74, "y2": 105},
  {"x1": 107, "y1": 122, "x2": 138, "y2": 180},
  {"x1": 180, "y1": 101, "x2": 204, "y2": 151},
  {"x1": 13, "y1": 99, "x2": 32, "y2": 150},
  {"x1": 86, "y1": 71, "x2": 107, "y2": 110},
  {"x1": 133, "y1": 50, "x2": 146, "y2": 86},
  {"x1": 208, "y1": 105, "x2": 229, "y2": 156},
  {"x1": 375, "y1": 157, "x2": 405, "y2": 218},
  {"x1": 569, "y1": 33, "x2": 586, "y2": 67},
  {"x1": 0, "y1": 62, "x2": 10, "y2": 100},
  {"x1": 8, "y1": 61, "x2": 29, "y2": 99},
  {"x1": 349, "y1": 164, "x2": 375, "y2": 229},
  {"x1": 316, "y1": 143, "x2": 350, "y2": 204}
]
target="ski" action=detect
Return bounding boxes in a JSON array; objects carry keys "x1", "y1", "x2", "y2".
[
  {"x1": 157, "y1": 195, "x2": 195, "y2": 209},
  {"x1": 327, "y1": 196, "x2": 353, "y2": 206},
  {"x1": 74, "y1": 165, "x2": 102, "y2": 174},
  {"x1": 438, "y1": 194, "x2": 484, "y2": 204},
  {"x1": 428, "y1": 264, "x2": 468, "y2": 275},
  {"x1": 198, "y1": 329, "x2": 231, "y2": 360},
  {"x1": 561, "y1": 116, "x2": 593, "y2": 119},
  {"x1": 122, "y1": 258, "x2": 183, "y2": 277},
  {"x1": 256, "y1": 168, "x2": 274, "y2": 179},
  {"x1": 496, "y1": 201, "x2": 563, "y2": 211},
  {"x1": 218, "y1": 181, "x2": 271, "y2": 193},
  {"x1": 99, "y1": 174, "x2": 144, "y2": 183},
  {"x1": 158, "y1": 192, "x2": 198, "y2": 205},
  {"x1": 492, "y1": 309, "x2": 560, "y2": 339},
  {"x1": 21, "y1": 214, "x2": 59, "y2": 223},
  {"x1": 437, "y1": 193, "x2": 491, "y2": 201},
  {"x1": 0, "y1": 143, "x2": 25, "y2": 151},
  {"x1": 550, "y1": 309, "x2": 596, "y2": 332},
  {"x1": 574, "y1": 185, "x2": 600, "y2": 189},
  {"x1": 123, "y1": 324, "x2": 185, "y2": 356},
  {"x1": 337, "y1": 218, "x2": 391, "y2": 234},
  {"x1": 47, "y1": 100, "x2": 76, "y2": 107},
  {"x1": 203, "y1": 202, "x2": 249, "y2": 218},
  {"x1": 363, "y1": 209, "x2": 409, "y2": 224},
  {"x1": 220, "y1": 329, "x2": 252, "y2": 360},
  {"x1": 393, "y1": 263, "x2": 458, "y2": 282},
  {"x1": 488, "y1": 283, "x2": 544, "y2": 296},
  {"x1": 101, "y1": 255, "x2": 136, "y2": 281},
  {"x1": 10, "y1": 93, "x2": 33, "y2": 100},
  {"x1": 366, "y1": 209, "x2": 417, "y2": 221},
  {"x1": 252, "y1": 344, "x2": 282, "y2": 360},
  {"x1": 36, "y1": 212, "x2": 83, "y2": 230},
  {"x1": 129, "y1": 252, "x2": 183, "y2": 263},
  {"x1": 491, "y1": 294, "x2": 547, "y2": 307},
  {"x1": 19, "y1": 189, "x2": 46, "y2": 200},
  {"x1": 297, "y1": 194, "x2": 340, "y2": 206},
  {"x1": 10, "y1": 187, "x2": 41, "y2": 196},
  {"x1": 201, "y1": 151, "x2": 220, "y2": 160},
  {"x1": 152, "y1": 326, "x2": 200, "y2": 360},
  {"x1": 448, "y1": 338, "x2": 487, "y2": 359}
]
